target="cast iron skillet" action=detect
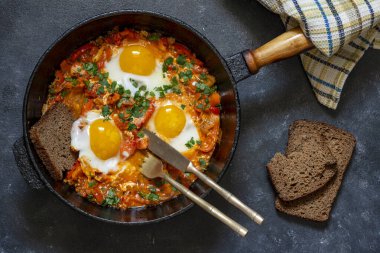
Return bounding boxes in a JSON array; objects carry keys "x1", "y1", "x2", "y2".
[{"x1": 13, "y1": 10, "x2": 312, "y2": 224}]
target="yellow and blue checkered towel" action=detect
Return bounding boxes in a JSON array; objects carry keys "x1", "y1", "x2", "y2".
[{"x1": 258, "y1": 0, "x2": 380, "y2": 109}]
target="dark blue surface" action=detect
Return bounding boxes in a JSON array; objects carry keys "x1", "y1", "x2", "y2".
[{"x1": 1, "y1": 0, "x2": 379, "y2": 252}]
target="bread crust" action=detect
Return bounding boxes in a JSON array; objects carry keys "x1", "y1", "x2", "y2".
[
  {"x1": 29, "y1": 103, "x2": 77, "y2": 180},
  {"x1": 275, "y1": 120, "x2": 356, "y2": 222}
]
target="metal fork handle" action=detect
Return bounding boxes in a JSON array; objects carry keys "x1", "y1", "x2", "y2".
[
  {"x1": 163, "y1": 173, "x2": 248, "y2": 237},
  {"x1": 186, "y1": 163, "x2": 264, "y2": 225}
]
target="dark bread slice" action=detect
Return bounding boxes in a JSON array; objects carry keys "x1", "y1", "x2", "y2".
[
  {"x1": 267, "y1": 134, "x2": 336, "y2": 201},
  {"x1": 29, "y1": 103, "x2": 77, "y2": 180},
  {"x1": 275, "y1": 120, "x2": 356, "y2": 221}
]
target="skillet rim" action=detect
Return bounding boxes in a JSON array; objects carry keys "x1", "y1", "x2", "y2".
[{"x1": 22, "y1": 9, "x2": 241, "y2": 225}]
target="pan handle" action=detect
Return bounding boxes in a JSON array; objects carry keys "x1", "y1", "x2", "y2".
[
  {"x1": 226, "y1": 27, "x2": 313, "y2": 82},
  {"x1": 13, "y1": 137, "x2": 45, "y2": 189},
  {"x1": 244, "y1": 27, "x2": 313, "y2": 74}
]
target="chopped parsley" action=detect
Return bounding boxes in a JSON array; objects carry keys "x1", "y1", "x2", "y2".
[
  {"x1": 138, "y1": 189, "x2": 160, "y2": 201},
  {"x1": 146, "y1": 193, "x2": 159, "y2": 201},
  {"x1": 117, "y1": 85, "x2": 125, "y2": 95},
  {"x1": 195, "y1": 82, "x2": 216, "y2": 95},
  {"x1": 61, "y1": 90, "x2": 69, "y2": 97},
  {"x1": 180, "y1": 104, "x2": 186, "y2": 110},
  {"x1": 199, "y1": 73, "x2": 208, "y2": 80},
  {"x1": 154, "y1": 77, "x2": 181, "y2": 97},
  {"x1": 118, "y1": 113, "x2": 126, "y2": 122},
  {"x1": 196, "y1": 140, "x2": 202, "y2": 145},
  {"x1": 84, "y1": 80, "x2": 93, "y2": 90},
  {"x1": 176, "y1": 54, "x2": 186, "y2": 65},
  {"x1": 65, "y1": 77, "x2": 78, "y2": 86},
  {"x1": 102, "y1": 188, "x2": 120, "y2": 206},
  {"x1": 83, "y1": 62, "x2": 98, "y2": 76},
  {"x1": 96, "y1": 85, "x2": 105, "y2": 95},
  {"x1": 184, "y1": 61, "x2": 193, "y2": 69},
  {"x1": 130, "y1": 78, "x2": 139, "y2": 88},
  {"x1": 88, "y1": 181, "x2": 97, "y2": 187},
  {"x1": 101, "y1": 105, "x2": 111, "y2": 120},
  {"x1": 162, "y1": 57, "x2": 174, "y2": 72},
  {"x1": 199, "y1": 158, "x2": 207, "y2": 167},
  {"x1": 179, "y1": 70, "x2": 193, "y2": 83},
  {"x1": 196, "y1": 103, "x2": 210, "y2": 111},
  {"x1": 87, "y1": 194, "x2": 94, "y2": 202},
  {"x1": 127, "y1": 123, "x2": 137, "y2": 131},
  {"x1": 137, "y1": 132, "x2": 145, "y2": 138},
  {"x1": 110, "y1": 81, "x2": 117, "y2": 93},
  {"x1": 147, "y1": 33, "x2": 160, "y2": 41},
  {"x1": 185, "y1": 137, "x2": 196, "y2": 149}
]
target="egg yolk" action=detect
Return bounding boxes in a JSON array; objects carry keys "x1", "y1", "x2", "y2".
[
  {"x1": 89, "y1": 119, "x2": 121, "y2": 160},
  {"x1": 155, "y1": 105, "x2": 186, "y2": 138},
  {"x1": 119, "y1": 45, "x2": 156, "y2": 76}
]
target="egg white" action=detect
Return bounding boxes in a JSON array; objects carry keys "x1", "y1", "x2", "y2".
[
  {"x1": 105, "y1": 48, "x2": 170, "y2": 94},
  {"x1": 147, "y1": 100, "x2": 200, "y2": 153},
  {"x1": 71, "y1": 110, "x2": 121, "y2": 174}
]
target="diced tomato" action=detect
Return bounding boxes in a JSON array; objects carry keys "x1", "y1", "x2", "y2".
[
  {"x1": 60, "y1": 60, "x2": 71, "y2": 73},
  {"x1": 120, "y1": 137, "x2": 137, "y2": 158},
  {"x1": 93, "y1": 188, "x2": 104, "y2": 203},
  {"x1": 106, "y1": 93, "x2": 120, "y2": 105},
  {"x1": 119, "y1": 29, "x2": 139, "y2": 40},
  {"x1": 136, "y1": 136, "x2": 148, "y2": 150},
  {"x1": 81, "y1": 99, "x2": 94, "y2": 115},
  {"x1": 105, "y1": 33, "x2": 122, "y2": 46},
  {"x1": 66, "y1": 161, "x2": 82, "y2": 180},
  {"x1": 97, "y1": 60, "x2": 105, "y2": 69},
  {"x1": 55, "y1": 70, "x2": 64, "y2": 84},
  {"x1": 209, "y1": 92, "x2": 221, "y2": 107},
  {"x1": 142, "y1": 102, "x2": 155, "y2": 124},
  {"x1": 105, "y1": 46, "x2": 112, "y2": 61},
  {"x1": 173, "y1": 43, "x2": 192, "y2": 57},
  {"x1": 70, "y1": 43, "x2": 96, "y2": 61},
  {"x1": 209, "y1": 106, "x2": 220, "y2": 115}
]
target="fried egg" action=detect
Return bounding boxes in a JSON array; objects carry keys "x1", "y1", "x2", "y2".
[
  {"x1": 147, "y1": 100, "x2": 200, "y2": 153},
  {"x1": 71, "y1": 110, "x2": 122, "y2": 174},
  {"x1": 105, "y1": 44, "x2": 170, "y2": 94}
]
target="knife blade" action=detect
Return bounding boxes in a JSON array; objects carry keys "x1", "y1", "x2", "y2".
[
  {"x1": 142, "y1": 128, "x2": 264, "y2": 225},
  {"x1": 142, "y1": 128, "x2": 190, "y2": 172}
]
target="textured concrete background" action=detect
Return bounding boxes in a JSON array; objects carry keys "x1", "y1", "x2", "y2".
[{"x1": 1, "y1": 0, "x2": 380, "y2": 252}]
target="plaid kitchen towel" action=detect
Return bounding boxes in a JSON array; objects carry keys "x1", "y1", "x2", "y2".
[{"x1": 257, "y1": 0, "x2": 380, "y2": 109}]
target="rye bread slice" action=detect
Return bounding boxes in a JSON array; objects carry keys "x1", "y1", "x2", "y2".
[
  {"x1": 275, "y1": 120, "x2": 356, "y2": 222},
  {"x1": 29, "y1": 103, "x2": 77, "y2": 180},
  {"x1": 267, "y1": 134, "x2": 336, "y2": 201}
]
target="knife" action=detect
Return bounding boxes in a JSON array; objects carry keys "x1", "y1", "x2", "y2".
[{"x1": 142, "y1": 128, "x2": 264, "y2": 225}]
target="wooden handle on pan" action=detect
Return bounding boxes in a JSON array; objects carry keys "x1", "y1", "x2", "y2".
[{"x1": 243, "y1": 27, "x2": 313, "y2": 74}]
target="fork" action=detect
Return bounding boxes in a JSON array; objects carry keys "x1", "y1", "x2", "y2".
[{"x1": 141, "y1": 153, "x2": 248, "y2": 237}]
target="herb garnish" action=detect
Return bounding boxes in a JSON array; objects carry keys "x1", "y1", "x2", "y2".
[
  {"x1": 65, "y1": 77, "x2": 78, "y2": 86},
  {"x1": 195, "y1": 82, "x2": 216, "y2": 95},
  {"x1": 61, "y1": 90, "x2": 69, "y2": 97},
  {"x1": 147, "y1": 33, "x2": 160, "y2": 41},
  {"x1": 88, "y1": 181, "x2": 97, "y2": 187},
  {"x1": 162, "y1": 57, "x2": 174, "y2": 72},
  {"x1": 127, "y1": 123, "x2": 137, "y2": 131},
  {"x1": 176, "y1": 54, "x2": 186, "y2": 65},
  {"x1": 199, "y1": 158, "x2": 207, "y2": 167},
  {"x1": 154, "y1": 77, "x2": 181, "y2": 97},
  {"x1": 83, "y1": 62, "x2": 98, "y2": 76},
  {"x1": 185, "y1": 137, "x2": 196, "y2": 149},
  {"x1": 179, "y1": 70, "x2": 193, "y2": 83},
  {"x1": 101, "y1": 105, "x2": 111, "y2": 120},
  {"x1": 102, "y1": 188, "x2": 120, "y2": 206},
  {"x1": 138, "y1": 188, "x2": 160, "y2": 201},
  {"x1": 199, "y1": 73, "x2": 208, "y2": 80}
]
